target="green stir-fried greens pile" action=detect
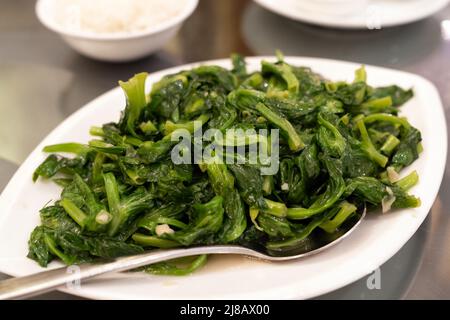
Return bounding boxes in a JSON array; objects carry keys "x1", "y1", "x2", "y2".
[{"x1": 29, "y1": 53, "x2": 422, "y2": 275}]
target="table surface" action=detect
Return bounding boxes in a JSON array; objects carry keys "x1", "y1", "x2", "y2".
[{"x1": 0, "y1": 0, "x2": 449, "y2": 300}]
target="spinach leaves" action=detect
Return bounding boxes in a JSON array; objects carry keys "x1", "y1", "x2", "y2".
[{"x1": 28, "y1": 54, "x2": 421, "y2": 273}]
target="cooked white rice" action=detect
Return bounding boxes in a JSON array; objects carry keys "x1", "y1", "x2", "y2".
[{"x1": 54, "y1": 0, "x2": 188, "y2": 34}]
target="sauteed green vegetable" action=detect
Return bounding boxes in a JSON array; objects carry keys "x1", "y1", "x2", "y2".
[{"x1": 28, "y1": 53, "x2": 421, "y2": 275}]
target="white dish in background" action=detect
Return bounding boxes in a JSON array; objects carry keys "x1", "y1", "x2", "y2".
[
  {"x1": 35, "y1": 0, "x2": 198, "y2": 62},
  {"x1": 287, "y1": 0, "x2": 369, "y2": 16},
  {"x1": 0, "y1": 57, "x2": 446, "y2": 300},
  {"x1": 254, "y1": 0, "x2": 450, "y2": 29}
]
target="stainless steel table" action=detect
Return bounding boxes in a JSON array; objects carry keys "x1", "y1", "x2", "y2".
[{"x1": 0, "y1": 0, "x2": 449, "y2": 299}]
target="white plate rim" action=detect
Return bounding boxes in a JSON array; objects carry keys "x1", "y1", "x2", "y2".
[
  {"x1": 253, "y1": 0, "x2": 450, "y2": 29},
  {"x1": 0, "y1": 56, "x2": 446, "y2": 300}
]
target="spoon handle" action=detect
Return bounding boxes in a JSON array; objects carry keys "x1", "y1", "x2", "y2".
[{"x1": 0, "y1": 245, "x2": 250, "y2": 300}]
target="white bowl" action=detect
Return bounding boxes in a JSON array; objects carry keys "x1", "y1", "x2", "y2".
[{"x1": 35, "y1": 0, "x2": 198, "y2": 62}]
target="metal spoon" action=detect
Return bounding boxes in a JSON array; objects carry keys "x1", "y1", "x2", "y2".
[{"x1": 0, "y1": 210, "x2": 365, "y2": 300}]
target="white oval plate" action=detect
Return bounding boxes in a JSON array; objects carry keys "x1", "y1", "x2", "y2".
[
  {"x1": 254, "y1": 0, "x2": 450, "y2": 29},
  {"x1": 0, "y1": 57, "x2": 446, "y2": 300}
]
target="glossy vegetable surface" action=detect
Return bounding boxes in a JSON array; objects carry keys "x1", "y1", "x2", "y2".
[{"x1": 29, "y1": 54, "x2": 421, "y2": 274}]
